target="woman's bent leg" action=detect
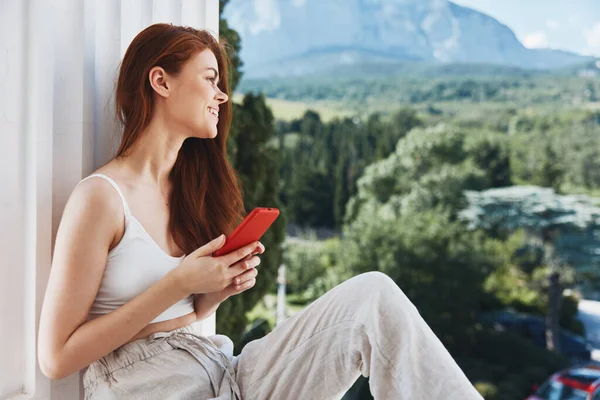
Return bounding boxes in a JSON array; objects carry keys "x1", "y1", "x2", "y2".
[{"x1": 233, "y1": 271, "x2": 483, "y2": 400}]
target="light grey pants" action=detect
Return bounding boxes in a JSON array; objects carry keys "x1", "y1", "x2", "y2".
[{"x1": 83, "y1": 271, "x2": 484, "y2": 399}]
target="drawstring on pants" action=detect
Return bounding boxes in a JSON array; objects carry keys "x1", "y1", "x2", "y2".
[{"x1": 149, "y1": 330, "x2": 241, "y2": 400}]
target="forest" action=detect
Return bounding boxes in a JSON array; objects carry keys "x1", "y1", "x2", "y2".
[{"x1": 218, "y1": 1, "x2": 600, "y2": 398}]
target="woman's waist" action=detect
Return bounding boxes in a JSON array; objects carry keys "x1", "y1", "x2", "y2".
[{"x1": 125, "y1": 310, "x2": 197, "y2": 345}]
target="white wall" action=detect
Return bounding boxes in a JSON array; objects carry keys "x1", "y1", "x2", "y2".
[{"x1": 0, "y1": 1, "x2": 219, "y2": 398}]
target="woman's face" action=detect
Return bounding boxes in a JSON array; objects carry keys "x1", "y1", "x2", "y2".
[{"x1": 156, "y1": 49, "x2": 228, "y2": 139}]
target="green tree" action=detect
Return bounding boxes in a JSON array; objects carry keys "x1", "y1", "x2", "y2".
[
  {"x1": 217, "y1": 2, "x2": 286, "y2": 346},
  {"x1": 536, "y1": 142, "x2": 564, "y2": 193},
  {"x1": 461, "y1": 186, "x2": 595, "y2": 353},
  {"x1": 341, "y1": 209, "x2": 494, "y2": 351},
  {"x1": 278, "y1": 108, "x2": 422, "y2": 229},
  {"x1": 466, "y1": 131, "x2": 512, "y2": 188},
  {"x1": 341, "y1": 124, "x2": 495, "y2": 350},
  {"x1": 219, "y1": 0, "x2": 242, "y2": 91},
  {"x1": 287, "y1": 164, "x2": 334, "y2": 227},
  {"x1": 333, "y1": 153, "x2": 350, "y2": 226},
  {"x1": 300, "y1": 110, "x2": 321, "y2": 139},
  {"x1": 345, "y1": 124, "x2": 488, "y2": 223}
]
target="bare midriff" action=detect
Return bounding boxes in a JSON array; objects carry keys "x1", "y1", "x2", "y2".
[{"x1": 124, "y1": 310, "x2": 197, "y2": 344}]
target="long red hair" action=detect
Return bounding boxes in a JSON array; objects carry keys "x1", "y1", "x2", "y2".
[{"x1": 114, "y1": 23, "x2": 245, "y2": 254}]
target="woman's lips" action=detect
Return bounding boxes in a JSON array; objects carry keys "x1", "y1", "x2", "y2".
[{"x1": 208, "y1": 107, "x2": 219, "y2": 123}]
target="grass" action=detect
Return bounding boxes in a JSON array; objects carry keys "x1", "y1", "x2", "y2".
[
  {"x1": 245, "y1": 292, "x2": 313, "y2": 332},
  {"x1": 233, "y1": 92, "x2": 355, "y2": 122},
  {"x1": 234, "y1": 87, "x2": 597, "y2": 124}
]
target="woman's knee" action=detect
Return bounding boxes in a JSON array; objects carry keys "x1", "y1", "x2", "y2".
[
  {"x1": 351, "y1": 271, "x2": 408, "y2": 301},
  {"x1": 356, "y1": 271, "x2": 396, "y2": 288},
  {"x1": 350, "y1": 271, "x2": 419, "y2": 321}
]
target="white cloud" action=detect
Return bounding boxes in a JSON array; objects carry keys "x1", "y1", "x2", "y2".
[
  {"x1": 585, "y1": 22, "x2": 600, "y2": 52},
  {"x1": 248, "y1": 0, "x2": 281, "y2": 35},
  {"x1": 523, "y1": 31, "x2": 548, "y2": 49},
  {"x1": 545, "y1": 19, "x2": 560, "y2": 30},
  {"x1": 291, "y1": 0, "x2": 307, "y2": 7}
]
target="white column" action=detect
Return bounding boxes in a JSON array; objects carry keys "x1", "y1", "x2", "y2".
[
  {"x1": 0, "y1": 1, "x2": 220, "y2": 399},
  {"x1": 277, "y1": 264, "x2": 287, "y2": 325}
]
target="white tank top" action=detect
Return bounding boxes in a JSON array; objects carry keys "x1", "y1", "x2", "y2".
[{"x1": 80, "y1": 174, "x2": 194, "y2": 324}]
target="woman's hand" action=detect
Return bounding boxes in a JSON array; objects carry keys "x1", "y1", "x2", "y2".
[
  {"x1": 191, "y1": 241, "x2": 265, "y2": 320},
  {"x1": 213, "y1": 244, "x2": 265, "y2": 300},
  {"x1": 170, "y1": 235, "x2": 265, "y2": 297}
]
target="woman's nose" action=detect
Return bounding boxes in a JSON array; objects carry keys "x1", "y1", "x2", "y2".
[{"x1": 215, "y1": 89, "x2": 228, "y2": 104}]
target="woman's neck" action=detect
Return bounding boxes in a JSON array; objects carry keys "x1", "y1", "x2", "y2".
[{"x1": 122, "y1": 119, "x2": 185, "y2": 189}]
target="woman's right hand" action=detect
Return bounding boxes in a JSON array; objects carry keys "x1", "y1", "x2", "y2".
[{"x1": 170, "y1": 235, "x2": 262, "y2": 296}]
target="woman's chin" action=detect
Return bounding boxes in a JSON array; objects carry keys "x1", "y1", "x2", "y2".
[
  {"x1": 188, "y1": 128, "x2": 218, "y2": 140},
  {"x1": 202, "y1": 124, "x2": 218, "y2": 139},
  {"x1": 207, "y1": 129, "x2": 218, "y2": 139}
]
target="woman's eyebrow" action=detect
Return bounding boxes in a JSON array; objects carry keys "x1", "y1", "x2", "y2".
[{"x1": 205, "y1": 67, "x2": 219, "y2": 81}]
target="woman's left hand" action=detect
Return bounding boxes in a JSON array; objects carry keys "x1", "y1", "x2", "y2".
[
  {"x1": 218, "y1": 242, "x2": 264, "y2": 299},
  {"x1": 198, "y1": 243, "x2": 265, "y2": 305}
]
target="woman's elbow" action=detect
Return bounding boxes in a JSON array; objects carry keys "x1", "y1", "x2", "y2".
[
  {"x1": 39, "y1": 360, "x2": 61, "y2": 380},
  {"x1": 38, "y1": 348, "x2": 67, "y2": 380}
]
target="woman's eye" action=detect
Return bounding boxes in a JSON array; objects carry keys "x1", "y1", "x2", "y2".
[{"x1": 208, "y1": 77, "x2": 216, "y2": 83}]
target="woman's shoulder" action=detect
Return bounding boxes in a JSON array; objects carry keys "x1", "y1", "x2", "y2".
[
  {"x1": 68, "y1": 177, "x2": 123, "y2": 222},
  {"x1": 68, "y1": 163, "x2": 127, "y2": 224},
  {"x1": 54, "y1": 172, "x2": 126, "y2": 254}
]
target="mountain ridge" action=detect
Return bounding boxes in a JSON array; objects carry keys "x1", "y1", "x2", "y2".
[{"x1": 223, "y1": 0, "x2": 593, "y2": 78}]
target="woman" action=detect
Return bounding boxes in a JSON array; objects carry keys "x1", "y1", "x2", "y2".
[{"x1": 37, "y1": 24, "x2": 483, "y2": 399}]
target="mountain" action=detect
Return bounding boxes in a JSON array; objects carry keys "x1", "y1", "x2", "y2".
[{"x1": 223, "y1": 0, "x2": 593, "y2": 78}]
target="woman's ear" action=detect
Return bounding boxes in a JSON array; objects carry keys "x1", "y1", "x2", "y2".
[{"x1": 148, "y1": 66, "x2": 170, "y2": 98}]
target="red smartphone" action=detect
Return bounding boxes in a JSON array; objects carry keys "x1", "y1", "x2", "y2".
[{"x1": 213, "y1": 207, "x2": 280, "y2": 257}]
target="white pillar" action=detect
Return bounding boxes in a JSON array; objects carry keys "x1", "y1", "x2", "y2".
[
  {"x1": 0, "y1": 1, "x2": 220, "y2": 399},
  {"x1": 277, "y1": 264, "x2": 287, "y2": 325}
]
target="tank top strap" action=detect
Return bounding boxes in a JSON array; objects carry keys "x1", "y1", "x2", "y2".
[{"x1": 80, "y1": 174, "x2": 131, "y2": 216}]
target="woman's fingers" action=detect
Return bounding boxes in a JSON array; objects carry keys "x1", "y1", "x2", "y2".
[
  {"x1": 233, "y1": 267, "x2": 259, "y2": 287},
  {"x1": 248, "y1": 242, "x2": 265, "y2": 257},
  {"x1": 220, "y1": 241, "x2": 261, "y2": 268},
  {"x1": 229, "y1": 254, "x2": 261, "y2": 277},
  {"x1": 256, "y1": 242, "x2": 265, "y2": 254},
  {"x1": 234, "y1": 277, "x2": 256, "y2": 292}
]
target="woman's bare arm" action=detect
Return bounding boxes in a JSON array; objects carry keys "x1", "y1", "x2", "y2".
[
  {"x1": 37, "y1": 179, "x2": 186, "y2": 380},
  {"x1": 193, "y1": 293, "x2": 224, "y2": 321}
]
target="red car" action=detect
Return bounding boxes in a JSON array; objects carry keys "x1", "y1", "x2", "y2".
[{"x1": 526, "y1": 363, "x2": 600, "y2": 400}]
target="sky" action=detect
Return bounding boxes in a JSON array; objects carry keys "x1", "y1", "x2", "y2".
[{"x1": 451, "y1": 0, "x2": 600, "y2": 56}]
